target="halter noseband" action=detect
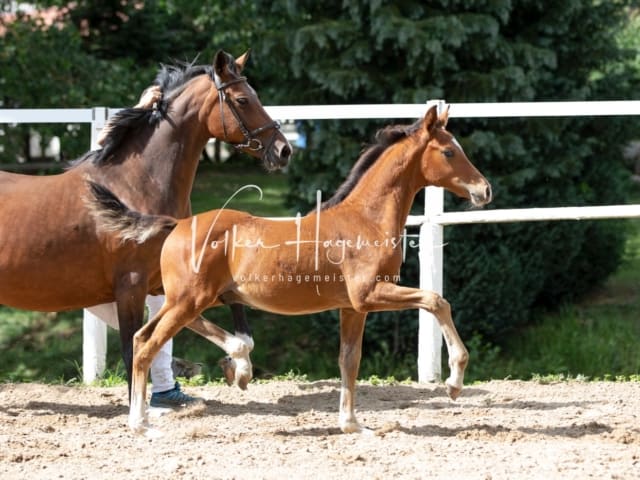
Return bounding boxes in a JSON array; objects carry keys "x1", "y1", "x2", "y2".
[{"x1": 213, "y1": 73, "x2": 280, "y2": 152}]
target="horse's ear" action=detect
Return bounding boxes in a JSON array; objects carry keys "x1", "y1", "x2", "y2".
[
  {"x1": 213, "y1": 49, "x2": 230, "y2": 76},
  {"x1": 423, "y1": 105, "x2": 439, "y2": 137},
  {"x1": 438, "y1": 105, "x2": 450, "y2": 128},
  {"x1": 235, "y1": 49, "x2": 251, "y2": 73}
]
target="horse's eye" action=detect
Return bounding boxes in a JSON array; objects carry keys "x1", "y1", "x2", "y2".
[
  {"x1": 442, "y1": 149, "x2": 454, "y2": 158},
  {"x1": 236, "y1": 97, "x2": 249, "y2": 106}
]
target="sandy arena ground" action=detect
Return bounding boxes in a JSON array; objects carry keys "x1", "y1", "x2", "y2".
[{"x1": 0, "y1": 379, "x2": 639, "y2": 479}]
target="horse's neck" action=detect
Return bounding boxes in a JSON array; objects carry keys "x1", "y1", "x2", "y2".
[
  {"x1": 335, "y1": 145, "x2": 421, "y2": 236},
  {"x1": 93, "y1": 81, "x2": 211, "y2": 218},
  {"x1": 137, "y1": 112, "x2": 207, "y2": 216}
]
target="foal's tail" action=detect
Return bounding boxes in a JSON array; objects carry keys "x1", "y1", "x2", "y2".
[{"x1": 85, "y1": 180, "x2": 177, "y2": 244}]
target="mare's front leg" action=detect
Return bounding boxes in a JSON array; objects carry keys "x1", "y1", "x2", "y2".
[
  {"x1": 338, "y1": 308, "x2": 369, "y2": 434},
  {"x1": 186, "y1": 307, "x2": 253, "y2": 389},
  {"x1": 353, "y1": 282, "x2": 468, "y2": 399}
]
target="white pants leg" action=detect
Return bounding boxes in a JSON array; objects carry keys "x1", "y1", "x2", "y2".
[{"x1": 83, "y1": 295, "x2": 175, "y2": 393}]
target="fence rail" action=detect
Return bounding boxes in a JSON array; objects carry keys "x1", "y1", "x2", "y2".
[{"x1": 2, "y1": 100, "x2": 639, "y2": 384}]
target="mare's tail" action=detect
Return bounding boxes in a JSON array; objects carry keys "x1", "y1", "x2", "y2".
[{"x1": 85, "y1": 180, "x2": 177, "y2": 244}]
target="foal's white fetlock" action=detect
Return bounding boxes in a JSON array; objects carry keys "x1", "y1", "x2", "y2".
[
  {"x1": 129, "y1": 389, "x2": 150, "y2": 434},
  {"x1": 220, "y1": 335, "x2": 254, "y2": 390}
]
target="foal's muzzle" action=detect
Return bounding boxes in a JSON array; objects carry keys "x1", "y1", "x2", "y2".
[{"x1": 470, "y1": 182, "x2": 492, "y2": 207}]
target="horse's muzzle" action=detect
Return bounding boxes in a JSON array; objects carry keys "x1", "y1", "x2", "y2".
[
  {"x1": 470, "y1": 181, "x2": 492, "y2": 207},
  {"x1": 264, "y1": 137, "x2": 292, "y2": 171}
]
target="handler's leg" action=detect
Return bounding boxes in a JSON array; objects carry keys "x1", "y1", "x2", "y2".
[{"x1": 146, "y1": 294, "x2": 200, "y2": 407}]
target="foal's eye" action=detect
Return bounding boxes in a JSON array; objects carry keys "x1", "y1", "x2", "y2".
[
  {"x1": 236, "y1": 97, "x2": 249, "y2": 106},
  {"x1": 442, "y1": 149, "x2": 455, "y2": 158}
]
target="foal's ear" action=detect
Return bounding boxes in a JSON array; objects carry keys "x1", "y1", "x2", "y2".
[
  {"x1": 235, "y1": 49, "x2": 251, "y2": 73},
  {"x1": 438, "y1": 105, "x2": 450, "y2": 128},
  {"x1": 213, "y1": 49, "x2": 232, "y2": 76},
  {"x1": 423, "y1": 105, "x2": 439, "y2": 137}
]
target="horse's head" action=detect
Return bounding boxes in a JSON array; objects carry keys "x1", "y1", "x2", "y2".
[
  {"x1": 203, "y1": 50, "x2": 291, "y2": 171},
  {"x1": 417, "y1": 105, "x2": 491, "y2": 207}
]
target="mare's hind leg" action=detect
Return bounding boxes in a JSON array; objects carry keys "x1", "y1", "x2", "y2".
[
  {"x1": 353, "y1": 282, "x2": 468, "y2": 399},
  {"x1": 338, "y1": 308, "x2": 369, "y2": 434}
]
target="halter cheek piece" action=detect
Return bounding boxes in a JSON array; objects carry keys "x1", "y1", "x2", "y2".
[{"x1": 212, "y1": 72, "x2": 281, "y2": 152}]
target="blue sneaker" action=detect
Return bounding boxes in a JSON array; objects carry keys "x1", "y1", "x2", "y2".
[{"x1": 150, "y1": 382, "x2": 201, "y2": 408}]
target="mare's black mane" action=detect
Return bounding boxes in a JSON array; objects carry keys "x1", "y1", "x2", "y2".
[
  {"x1": 70, "y1": 53, "x2": 238, "y2": 168},
  {"x1": 320, "y1": 120, "x2": 421, "y2": 210}
]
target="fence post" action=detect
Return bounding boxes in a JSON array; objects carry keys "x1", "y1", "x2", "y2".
[
  {"x1": 417, "y1": 185, "x2": 445, "y2": 382},
  {"x1": 83, "y1": 107, "x2": 108, "y2": 384}
]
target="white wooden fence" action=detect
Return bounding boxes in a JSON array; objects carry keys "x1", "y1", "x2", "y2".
[{"x1": 2, "y1": 100, "x2": 640, "y2": 384}]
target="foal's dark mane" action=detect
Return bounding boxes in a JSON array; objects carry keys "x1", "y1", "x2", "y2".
[
  {"x1": 71, "y1": 53, "x2": 238, "y2": 168},
  {"x1": 320, "y1": 120, "x2": 421, "y2": 211}
]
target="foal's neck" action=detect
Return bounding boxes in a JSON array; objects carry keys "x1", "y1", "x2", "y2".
[{"x1": 338, "y1": 141, "x2": 422, "y2": 235}]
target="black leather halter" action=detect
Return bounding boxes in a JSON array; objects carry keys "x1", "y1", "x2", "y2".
[{"x1": 212, "y1": 73, "x2": 281, "y2": 152}]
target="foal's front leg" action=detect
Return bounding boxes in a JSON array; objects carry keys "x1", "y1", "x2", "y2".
[
  {"x1": 338, "y1": 308, "x2": 369, "y2": 434},
  {"x1": 354, "y1": 282, "x2": 468, "y2": 399}
]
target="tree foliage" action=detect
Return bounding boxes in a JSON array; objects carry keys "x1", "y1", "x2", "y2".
[
  {"x1": 0, "y1": 6, "x2": 154, "y2": 162},
  {"x1": 246, "y1": 0, "x2": 640, "y2": 365}
]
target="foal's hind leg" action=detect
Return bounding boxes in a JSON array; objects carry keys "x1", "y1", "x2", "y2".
[
  {"x1": 338, "y1": 308, "x2": 369, "y2": 434},
  {"x1": 129, "y1": 301, "x2": 199, "y2": 434},
  {"x1": 353, "y1": 282, "x2": 468, "y2": 399},
  {"x1": 225, "y1": 304, "x2": 254, "y2": 388},
  {"x1": 186, "y1": 308, "x2": 254, "y2": 390}
]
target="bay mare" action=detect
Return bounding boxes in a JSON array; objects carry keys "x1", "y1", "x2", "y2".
[
  {"x1": 88, "y1": 106, "x2": 492, "y2": 435},
  {"x1": 0, "y1": 50, "x2": 291, "y2": 393}
]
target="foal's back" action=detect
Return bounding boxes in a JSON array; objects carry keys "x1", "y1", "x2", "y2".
[{"x1": 160, "y1": 207, "x2": 358, "y2": 315}]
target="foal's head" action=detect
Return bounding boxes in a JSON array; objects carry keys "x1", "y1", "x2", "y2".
[
  {"x1": 415, "y1": 106, "x2": 491, "y2": 207},
  {"x1": 202, "y1": 50, "x2": 291, "y2": 170}
]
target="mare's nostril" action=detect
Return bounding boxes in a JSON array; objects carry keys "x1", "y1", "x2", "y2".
[{"x1": 281, "y1": 144, "x2": 292, "y2": 160}]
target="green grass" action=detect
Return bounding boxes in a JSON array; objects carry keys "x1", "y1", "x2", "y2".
[{"x1": 190, "y1": 162, "x2": 290, "y2": 216}]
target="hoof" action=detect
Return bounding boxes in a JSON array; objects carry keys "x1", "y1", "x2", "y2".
[
  {"x1": 234, "y1": 357, "x2": 252, "y2": 391},
  {"x1": 218, "y1": 356, "x2": 236, "y2": 386},
  {"x1": 129, "y1": 418, "x2": 156, "y2": 436},
  {"x1": 339, "y1": 418, "x2": 372, "y2": 435},
  {"x1": 142, "y1": 425, "x2": 164, "y2": 439},
  {"x1": 445, "y1": 381, "x2": 462, "y2": 401},
  {"x1": 237, "y1": 376, "x2": 249, "y2": 391}
]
